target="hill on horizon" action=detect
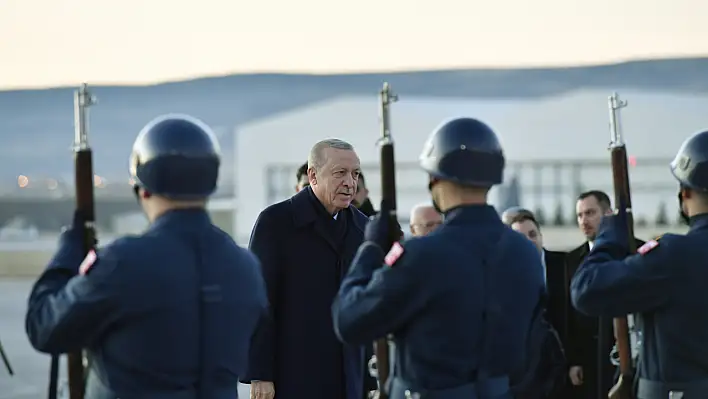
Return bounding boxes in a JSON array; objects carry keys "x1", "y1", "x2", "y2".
[{"x1": 0, "y1": 56, "x2": 707, "y2": 196}]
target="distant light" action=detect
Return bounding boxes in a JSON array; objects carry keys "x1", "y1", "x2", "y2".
[
  {"x1": 94, "y1": 175, "x2": 105, "y2": 188},
  {"x1": 47, "y1": 179, "x2": 58, "y2": 190},
  {"x1": 628, "y1": 155, "x2": 637, "y2": 167},
  {"x1": 17, "y1": 175, "x2": 29, "y2": 188}
]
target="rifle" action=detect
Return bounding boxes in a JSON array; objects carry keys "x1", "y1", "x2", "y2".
[
  {"x1": 606, "y1": 92, "x2": 635, "y2": 399},
  {"x1": 367, "y1": 82, "x2": 398, "y2": 399},
  {"x1": 0, "y1": 338, "x2": 13, "y2": 376},
  {"x1": 67, "y1": 83, "x2": 98, "y2": 399}
]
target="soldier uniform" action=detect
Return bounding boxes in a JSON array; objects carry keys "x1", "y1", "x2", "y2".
[
  {"x1": 25, "y1": 115, "x2": 268, "y2": 398},
  {"x1": 332, "y1": 118, "x2": 545, "y2": 399},
  {"x1": 571, "y1": 130, "x2": 708, "y2": 399}
]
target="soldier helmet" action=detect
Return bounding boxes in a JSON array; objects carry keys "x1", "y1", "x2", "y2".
[
  {"x1": 419, "y1": 117, "x2": 505, "y2": 187},
  {"x1": 129, "y1": 114, "x2": 221, "y2": 200},
  {"x1": 671, "y1": 130, "x2": 708, "y2": 191}
]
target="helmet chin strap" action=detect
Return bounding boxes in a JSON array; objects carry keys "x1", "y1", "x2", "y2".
[
  {"x1": 677, "y1": 190, "x2": 690, "y2": 225},
  {"x1": 428, "y1": 179, "x2": 443, "y2": 214}
]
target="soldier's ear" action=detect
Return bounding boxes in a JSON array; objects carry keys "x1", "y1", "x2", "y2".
[{"x1": 680, "y1": 187, "x2": 693, "y2": 200}]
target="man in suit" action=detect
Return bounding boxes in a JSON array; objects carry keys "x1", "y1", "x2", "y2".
[
  {"x1": 294, "y1": 161, "x2": 309, "y2": 192},
  {"x1": 504, "y1": 208, "x2": 567, "y2": 398},
  {"x1": 244, "y1": 139, "x2": 369, "y2": 399},
  {"x1": 504, "y1": 209, "x2": 569, "y2": 340},
  {"x1": 566, "y1": 190, "x2": 644, "y2": 399},
  {"x1": 354, "y1": 172, "x2": 377, "y2": 217}
]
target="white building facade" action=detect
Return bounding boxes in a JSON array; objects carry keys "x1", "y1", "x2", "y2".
[{"x1": 233, "y1": 89, "x2": 708, "y2": 241}]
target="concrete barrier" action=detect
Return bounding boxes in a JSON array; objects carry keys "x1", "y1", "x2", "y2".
[
  {"x1": 0, "y1": 249, "x2": 54, "y2": 277},
  {"x1": 0, "y1": 225, "x2": 688, "y2": 278}
]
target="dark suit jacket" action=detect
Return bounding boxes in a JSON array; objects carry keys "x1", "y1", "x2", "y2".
[
  {"x1": 243, "y1": 187, "x2": 369, "y2": 399},
  {"x1": 542, "y1": 249, "x2": 572, "y2": 398},
  {"x1": 566, "y1": 238, "x2": 644, "y2": 399},
  {"x1": 543, "y1": 249, "x2": 570, "y2": 344}
]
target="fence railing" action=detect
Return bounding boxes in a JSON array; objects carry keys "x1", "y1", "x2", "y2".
[{"x1": 265, "y1": 157, "x2": 683, "y2": 226}]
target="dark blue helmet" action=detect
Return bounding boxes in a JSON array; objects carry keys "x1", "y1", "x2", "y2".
[
  {"x1": 419, "y1": 117, "x2": 505, "y2": 187},
  {"x1": 129, "y1": 114, "x2": 221, "y2": 200},
  {"x1": 671, "y1": 130, "x2": 708, "y2": 191}
]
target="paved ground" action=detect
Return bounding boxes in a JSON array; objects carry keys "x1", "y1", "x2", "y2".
[{"x1": 0, "y1": 279, "x2": 251, "y2": 398}]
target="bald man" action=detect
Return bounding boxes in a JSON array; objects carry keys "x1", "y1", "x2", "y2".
[{"x1": 409, "y1": 204, "x2": 442, "y2": 237}]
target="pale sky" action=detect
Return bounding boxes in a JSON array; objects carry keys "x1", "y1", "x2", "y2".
[{"x1": 1, "y1": 0, "x2": 707, "y2": 89}]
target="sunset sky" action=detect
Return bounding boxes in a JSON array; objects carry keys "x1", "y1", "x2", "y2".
[{"x1": 1, "y1": 0, "x2": 707, "y2": 89}]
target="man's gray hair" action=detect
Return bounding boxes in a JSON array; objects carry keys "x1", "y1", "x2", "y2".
[{"x1": 307, "y1": 139, "x2": 355, "y2": 171}]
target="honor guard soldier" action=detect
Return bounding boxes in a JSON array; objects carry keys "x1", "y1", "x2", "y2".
[
  {"x1": 25, "y1": 115, "x2": 268, "y2": 399},
  {"x1": 572, "y1": 130, "x2": 708, "y2": 399},
  {"x1": 332, "y1": 117, "x2": 545, "y2": 399}
]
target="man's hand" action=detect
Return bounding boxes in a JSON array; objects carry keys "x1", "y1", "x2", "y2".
[
  {"x1": 250, "y1": 381, "x2": 275, "y2": 399},
  {"x1": 569, "y1": 365, "x2": 584, "y2": 386}
]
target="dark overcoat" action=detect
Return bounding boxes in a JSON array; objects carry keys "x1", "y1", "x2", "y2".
[
  {"x1": 566, "y1": 238, "x2": 644, "y2": 399},
  {"x1": 243, "y1": 187, "x2": 368, "y2": 399}
]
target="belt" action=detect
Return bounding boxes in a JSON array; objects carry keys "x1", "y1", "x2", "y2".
[
  {"x1": 85, "y1": 375, "x2": 238, "y2": 399},
  {"x1": 390, "y1": 376, "x2": 510, "y2": 399},
  {"x1": 87, "y1": 390, "x2": 240, "y2": 399},
  {"x1": 86, "y1": 365, "x2": 239, "y2": 399},
  {"x1": 637, "y1": 378, "x2": 708, "y2": 399}
]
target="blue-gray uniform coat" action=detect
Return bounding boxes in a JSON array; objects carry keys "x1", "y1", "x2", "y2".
[
  {"x1": 25, "y1": 209, "x2": 268, "y2": 399},
  {"x1": 572, "y1": 214, "x2": 708, "y2": 398},
  {"x1": 242, "y1": 187, "x2": 369, "y2": 399},
  {"x1": 332, "y1": 205, "x2": 545, "y2": 399}
]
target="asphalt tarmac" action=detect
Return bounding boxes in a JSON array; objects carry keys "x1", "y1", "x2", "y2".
[{"x1": 0, "y1": 279, "x2": 251, "y2": 399}]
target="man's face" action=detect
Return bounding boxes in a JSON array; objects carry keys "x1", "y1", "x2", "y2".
[
  {"x1": 354, "y1": 176, "x2": 369, "y2": 206},
  {"x1": 295, "y1": 177, "x2": 309, "y2": 193},
  {"x1": 576, "y1": 196, "x2": 610, "y2": 241},
  {"x1": 511, "y1": 219, "x2": 544, "y2": 255},
  {"x1": 310, "y1": 148, "x2": 360, "y2": 211},
  {"x1": 410, "y1": 206, "x2": 442, "y2": 236}
]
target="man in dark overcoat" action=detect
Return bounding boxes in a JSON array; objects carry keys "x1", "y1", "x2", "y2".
[
  {"x1": 567, "y1": 190, "x2": 644, "y2": 399},
  {"x1": 243, "y1": 138, "x2": 369, "y2": 399}
]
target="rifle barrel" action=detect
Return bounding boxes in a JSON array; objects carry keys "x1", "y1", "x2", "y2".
[
  {"x1": 372, "y1": 82, "x2": 399, "y2": 399},
  {"x1": 606, "y1": 91, "x2": 636, "y2": 399},
  {"x1": 608, "y1": 92, "x2": 628, "y2": 147}
]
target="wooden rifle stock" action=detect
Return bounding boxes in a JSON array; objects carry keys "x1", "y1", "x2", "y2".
[
  {"x1": 371, "y1": 82, "x2": 398, "y2": 399},
  {"x1": 606, "y1": 93, "x2": 635, "y2": 399},
  {"x1": 68, "y1": 83, "x2": 98, "y2": 399}
]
